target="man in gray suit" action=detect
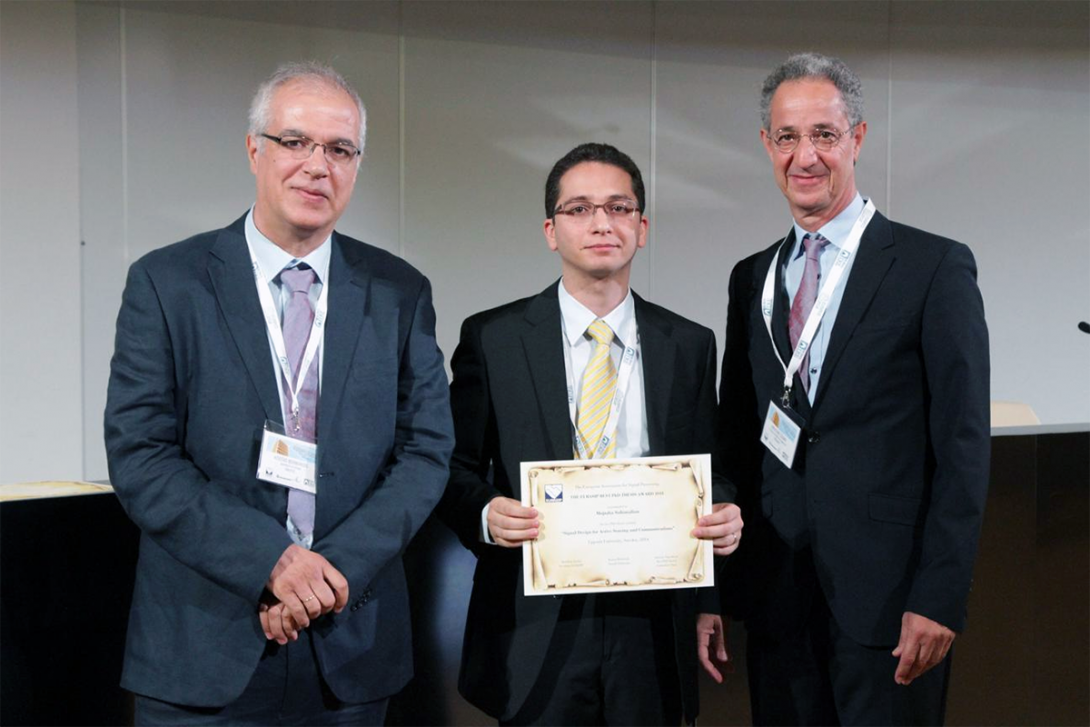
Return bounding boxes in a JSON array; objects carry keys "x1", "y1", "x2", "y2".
[{"x1": 105, "y1": 61, "x2": 453, "y2": 725}]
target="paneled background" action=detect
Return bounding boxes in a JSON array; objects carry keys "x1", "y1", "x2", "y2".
[{"x1": 1, "y1": 0, "x2": 1087, "y2": 483}]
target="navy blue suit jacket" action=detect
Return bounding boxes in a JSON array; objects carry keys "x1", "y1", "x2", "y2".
[
  {"x1": 719, "y1": 212, "x2": 990, "y2": 647},
  {"x1": 105, "y1": 213, "x2": 453, "y2": 706}
]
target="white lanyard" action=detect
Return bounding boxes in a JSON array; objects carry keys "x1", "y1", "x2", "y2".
[
  {"x1": 562, "y1": 315, "x2": 639, "y2": 459},
  {"x1": 761, "y1": 199, "x2": 876, "y2": 403},
  {"x1": 245, "y1": 240, "x2": 328, "y2": 430}
]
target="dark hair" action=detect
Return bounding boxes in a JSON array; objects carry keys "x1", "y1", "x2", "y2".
[
  {"x1": 544, "y1": 143, "x2": 645, "y2": 218},
  {"x1": 760, "y1": 52, "x2": 864, "y2": 131}
]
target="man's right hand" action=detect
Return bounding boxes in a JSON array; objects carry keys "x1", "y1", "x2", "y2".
[
  {"x1": 486, "y1": 496, "x2": 539, "y2": 547},
  {"x1": 697, "y1": 613, "x2": 733, "y2": 683},
  {"x1": 266, "y1": 544, "x2": 350, "y2": 630}
]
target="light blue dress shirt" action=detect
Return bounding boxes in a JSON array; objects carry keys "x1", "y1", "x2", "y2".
[
  {"x1": 782, "y1": 194, "x2": 866, "y2": 403},
  {"x1": 245, "y1": 207, "x2": 332, "y2": 548}
]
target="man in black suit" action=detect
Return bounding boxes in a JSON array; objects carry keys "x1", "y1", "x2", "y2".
[
  {"x1": 105, "y1": 62, "x2": 453, "y2": 725},
  {"x1": 439, "y1": 143, "x2": 743, "y2": 726},
  {"x1": 716, "y1": 53, "x2": 990, "y2": 725}
]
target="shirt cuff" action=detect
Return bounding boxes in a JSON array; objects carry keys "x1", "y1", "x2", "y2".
[{"x1": 480, "y1": 502, "x2": 496, "y2": 545}]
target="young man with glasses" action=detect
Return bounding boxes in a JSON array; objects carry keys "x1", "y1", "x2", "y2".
[
  {"x1": 438, "y1": 143, "x2": 743, "y2": 726},
  {"x1": 715, "y1": 53, "x2": 990, "y2": 725},
  {"x1": 105, "y1": 61, "x2": 453, "y2": 725}
]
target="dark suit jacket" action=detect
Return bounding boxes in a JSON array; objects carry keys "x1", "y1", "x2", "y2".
[
  {"x1": 104, "y1": 213, "x2": 453, "y2": 707},
  {"x1": 719, "y1": 211, "x2": 990, "y2": 647},
  {"x1": 438, "y1": 282, "x2": 732, "y2": 723}
]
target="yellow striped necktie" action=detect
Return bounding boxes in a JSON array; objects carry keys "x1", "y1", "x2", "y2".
[{"x1": 576, "y1": 319, "x2": 618, "y2": 459}]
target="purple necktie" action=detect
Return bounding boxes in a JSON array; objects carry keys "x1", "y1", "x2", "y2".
[
  {"x1": 280, "y1": 265, "x2": 318, "y2": 538},
  {"x1": 788, "y1": 233, "x2": 828, "y2": 394}
]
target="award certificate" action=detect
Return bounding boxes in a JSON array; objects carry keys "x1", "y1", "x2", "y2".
[{"x1": 520, "y1": 454, "x2": 713, "y2": 596}]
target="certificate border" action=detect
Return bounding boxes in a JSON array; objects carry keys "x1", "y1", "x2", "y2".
[{"x1": 519, "y1": 453, "x2": 714, "y2": 597}]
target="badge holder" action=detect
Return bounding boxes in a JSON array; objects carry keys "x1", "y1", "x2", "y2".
[
  {"x1": 256, "y1": 419, "x2": 317, "y2": 494},
  {"x1": 760, "y1": 391, "x2": 806, "y2": 469}
]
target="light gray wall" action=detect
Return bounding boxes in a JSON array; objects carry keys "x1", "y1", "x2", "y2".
[
  {"x1": 0, "y1": 0, "x2": 1087, "y2": 483},
  {"x1": 0, "y1": 0, "x2": 84, "y2": 483}
]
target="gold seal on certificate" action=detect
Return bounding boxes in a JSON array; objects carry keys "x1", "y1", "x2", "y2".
[{"x1": 520, "y1": 454, "x2": 713, "y2": 596}]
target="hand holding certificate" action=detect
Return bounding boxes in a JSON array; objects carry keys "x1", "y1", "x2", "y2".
[{"x1": 520, "y1": 454, "x2": 713, "y2": 596}]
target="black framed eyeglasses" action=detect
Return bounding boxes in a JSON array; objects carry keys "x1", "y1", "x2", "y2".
[{"x1": 260, "y1": 133, "x2": 361, "y2": 165}]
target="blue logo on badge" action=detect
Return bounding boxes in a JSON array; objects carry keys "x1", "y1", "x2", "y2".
[{"x1": 544, "y1": 484, "x2": 563, "y2": 502}]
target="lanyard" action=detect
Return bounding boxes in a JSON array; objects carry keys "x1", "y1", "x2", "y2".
[
  {"x1": 245, "y1": 240, "x2": 328, "y2": 429},
  {"x1": 562, "y1": 315, "x2": 639, "y2": 459},
  {"x1": 761, "y1": 199, "x2": 876, "y2": 404}
]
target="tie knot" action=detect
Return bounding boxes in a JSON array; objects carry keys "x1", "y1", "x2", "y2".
[
  {"x1": 281, "y1": 265, "x2": 316, "y2": 294},
  {"x1": 803, "y1": 233, "x2": 828, "y2": 261},
  {"x1": 586, "y1": 319, "x2": 614, "y2": 346}
]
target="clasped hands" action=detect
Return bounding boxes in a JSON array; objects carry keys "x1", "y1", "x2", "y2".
[
  {"x1": 487, "y1": 496, "x2": 744, "y2": 556},
  {"x1": 259, "y1": 544, "x2": 349, "y2": 645}
]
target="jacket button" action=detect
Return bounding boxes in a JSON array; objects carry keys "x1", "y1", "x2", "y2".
[{"x1": 808, "y1": 432, "x2": 821, "y2": 444}]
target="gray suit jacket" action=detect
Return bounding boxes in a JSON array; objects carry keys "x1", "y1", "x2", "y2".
[{"x1": 105, "y1": 213, "x2": 453, "y2": 706}]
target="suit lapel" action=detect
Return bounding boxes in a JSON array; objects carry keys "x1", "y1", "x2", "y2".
[
  {"x1": 634, "y1": 294, "x2": 675, "y2": 455},
  {"x1": 521, "y1": 285, "x2": 574, "y2": 461},
  {"x1": 769, "y1": 231, "x2": 812, "y2": 417},
  {"x1": 316, "y1": 235, "x2": 368, "y2": 446},
  {"x1": 770, "y1": 231, "x2": 796, "y2": 367},
  {"x1": 812, "y1": 212, "x2": 896, "y2": 411},
  {"x1": 207, "y1": 220, "x2": 282, "y2": 423}
]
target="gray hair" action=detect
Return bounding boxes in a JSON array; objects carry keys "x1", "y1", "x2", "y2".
[
  {"x1": 760, "y1": 52, "x2": 864, "y2": 131},
  {"x1": 248, "y1": 61, "x2": 367, "y2": 153}
]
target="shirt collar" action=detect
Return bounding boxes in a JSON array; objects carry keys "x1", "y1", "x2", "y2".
[
  {"x1": 790, "y1": 193, "x2": 866, "y2": 260},
  {"x1": 245, "y1": 207, "x2": 332, "y2": 285},
  {"x1": 557, "y1": 280, "x2": 635, "y2": 348}
]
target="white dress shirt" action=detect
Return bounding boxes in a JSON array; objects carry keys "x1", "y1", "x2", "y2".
[{"x1": 557, "y1": 280, "x2": 649, "y2": 458}]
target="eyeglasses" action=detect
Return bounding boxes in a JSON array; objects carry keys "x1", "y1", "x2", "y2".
[
  {"x1": 770, "y1": 126, "x2": 854, "y2": 153},
  {"x1": 260, "y1": 133, "x2": 361, "y2": 165},
  {"x1": 553, "y1": 199, "x2": 641, "y2": 221}
]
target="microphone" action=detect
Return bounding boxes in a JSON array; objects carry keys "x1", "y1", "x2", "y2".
[{"x1": 1079, "y1": 322, "x2": 1090, "y2": 334}]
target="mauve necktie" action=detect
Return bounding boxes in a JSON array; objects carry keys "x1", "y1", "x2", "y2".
[
  {"x1": 280, "y1": 265, "x2": 318, "y2": 538},
  {"x1": 788, "y1": 233, "x2": 829, "y2": 394}
]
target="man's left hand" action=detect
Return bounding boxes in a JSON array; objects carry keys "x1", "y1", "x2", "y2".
[
  {"x1": 692, "y1": 503, "x2": 743, "y2": 556},
  {"x1": 892, "y1": 611, "x2": 956, "y2": 685}
]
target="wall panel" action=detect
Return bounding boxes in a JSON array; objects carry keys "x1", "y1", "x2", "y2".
[
  {"x1": 0, "y1": 0, "x2": 83, "y2": 482},
  {"x1": 402, "y1": 1, "x2": 655, "y2": 363}
]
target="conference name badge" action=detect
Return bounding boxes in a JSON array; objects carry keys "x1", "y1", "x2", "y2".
[
  {"x1": 257, "y1": 422, "x2": 317, "y2": 494},
  {"x1": 761, "y1": 400, "x2": 803, "y2": 469}
]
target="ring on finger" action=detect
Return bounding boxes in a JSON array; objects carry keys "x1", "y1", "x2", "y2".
[{"x1": 302, "y1": 595, "x2": 316, "y2": 603}]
